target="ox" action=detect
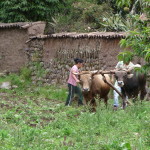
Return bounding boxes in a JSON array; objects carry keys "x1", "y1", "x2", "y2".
[
  {"x1": 100, "y1": 69, "x2": 147, "y2": 109},
  {"x1": 76, "y1": 71, "x2": 112, "y2": 108}
]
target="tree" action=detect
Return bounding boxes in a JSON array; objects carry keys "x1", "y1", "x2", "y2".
[
  {"x1": 0, "y1": 0, "x2": 65, "y2": 23},
  {"x1": 118, "y1": 0, "x2": 150, "y2": 72}
]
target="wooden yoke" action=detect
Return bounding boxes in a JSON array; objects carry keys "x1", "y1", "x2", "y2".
[{"x1": 101, "y1": 73, "x2": 123, "y2": 98}]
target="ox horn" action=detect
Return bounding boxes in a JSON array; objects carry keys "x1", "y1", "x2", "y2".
[
  {"x1": 126, "y1": 64, "x2": 141, "y2": 73},
  {"x1": 126, "y1": 65, "x2": 141, "y2": 76}
]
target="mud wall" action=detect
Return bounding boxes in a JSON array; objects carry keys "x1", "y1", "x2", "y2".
[
  {"x1": 28, "y1": 37, "x2": 123, "y2": 85},
  {"x1": 0, "y1": 28, "x2": 28, "y2": 72}
]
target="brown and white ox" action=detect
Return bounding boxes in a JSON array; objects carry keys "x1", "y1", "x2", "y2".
[
  {"x1": 99, "y1": 69, "x2": 147, "y2": 109},
  {"x1": 76, "y1": 71, "x2": 112, "y2": 108}
]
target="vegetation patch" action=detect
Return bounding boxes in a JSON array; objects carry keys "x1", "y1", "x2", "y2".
[{"x1": 0, "y1": 74, "x2": 149, "y2": 149}]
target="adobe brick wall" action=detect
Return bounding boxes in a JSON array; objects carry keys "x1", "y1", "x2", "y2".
[
  {"x1": 0, "y1": 22, "x2": 46, "y2": 73},
  {"x1": 0, "y1": 28, "x2": 28, "y2": 72},
  {"x1": 28, "y1": 37, "x2": 123, "y2": 85}
]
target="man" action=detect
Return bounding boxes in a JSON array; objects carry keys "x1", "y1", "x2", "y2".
[{"x1": 113, "y1": 60, "x2": 141, "y2": 109}]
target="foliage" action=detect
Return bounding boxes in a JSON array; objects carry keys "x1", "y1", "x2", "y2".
[
  {"x1": 46, "y1": 1, "x2": 113, "y2": 33},
  {"x1": 0, "y1": 0, "x2": 149, "y2": 33},
  {"x1": 0, "y1": 73, "x2": 21, "y2": 86},
  {"x1": 0, "y1": 66, "x2": 32, "y2": 89},
  {"x1": 0, "y1": 0, "x2": 64, "y2": 22},
  {"x1": 101, "y1": 13, "x2": 140, "y2": 31},
  {"x1": 20, "y1": 66, "x2": 32, "y2": 82},
  {"x1": 31, "y1": 62, "x2": 46, "y2": 78},
  {"x1": 115, "y1": 0, "x2": 149, "y2": 15},
  {"x1": 96, "y1": 0, "x2": 142, "y2": 15},
  {"x1": 99, "y1": 0, "x2": 149, "y2": 31},
  {"x1": 113, "y1": 0, "x2": 150, "y2": 72},
  {"x1": 119, "y1": 19, "x2": 150, "y2": 71},
  {"x1": 116, "y1": 0, "x2": 131, "y2": 8},
  {"x1": 118, "y1": 51, "x2": 134, "y2": 63},
  {"x1": 96, "y1": 0, "x2": 119, "y2": 13},
  {"x1": 33, "y1": 86, "x2": 67, "y2": 100}
]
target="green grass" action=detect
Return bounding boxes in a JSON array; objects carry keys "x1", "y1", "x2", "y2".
[{"x1": 0, "y1": 75, "x2": 150, "y2": 149}]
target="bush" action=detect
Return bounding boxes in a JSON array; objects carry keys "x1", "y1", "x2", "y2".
[{"x1": 20, "y1": 67, "x2": 32, "y2": 82}]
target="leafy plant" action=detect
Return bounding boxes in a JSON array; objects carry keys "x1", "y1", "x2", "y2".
[
  {"x1": 119, "y1": 23, "x2": 150, "y2": 71},
  {"x1": 101, "y1": 13, "x2": 128, "y2": 31},
  {"x1": 101, "y1": 13, "x2": 142, "y2": 31},
  {"x1": 20, "y1": 67, "x2": 32, "y2": 82},
  {"x1": 118, "y1": 51, "x2": 134, "y2": 63},
  {"x1": 116, "y1": 0, "x2": 150, "y2": 72}
]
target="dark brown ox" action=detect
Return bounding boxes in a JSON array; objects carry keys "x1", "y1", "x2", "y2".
[
  {"x1": 77, "y1": 71, "x2": 112, "y2": 107},
  {"x1": 99, "y1": 70, "x2": 147, "y2": 109}
]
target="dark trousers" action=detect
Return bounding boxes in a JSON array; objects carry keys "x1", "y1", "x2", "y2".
[{"x1": 65, "y1": 83, "x2": 83, "y2": 106}]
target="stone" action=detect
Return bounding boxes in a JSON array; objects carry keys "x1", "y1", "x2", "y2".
[
  {"x1": 0, "y1": 82, "x2": 11, "y2": 89},
  {"x1": 27, "y1": 21, "x2": 46, "y2": 36},
  {"x1": 0, "y1": 73, "x2": 6, "y2": 77},
  {"x1": 12, "y1": 85, "x2": 18, "y2": 89}
]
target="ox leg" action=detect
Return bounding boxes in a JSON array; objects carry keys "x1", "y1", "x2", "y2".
[
  {"x1": 140, "y1": 87, "x2": 147, "y2": 102},
  {"x1": 90, "y1": 98, "x2": 96, "y2": 112},
  {"x1": 122, "y1": 98, "x2": 126, "y2": 109},
  {"x1": 104, "y1": 96, "x2": 108, "y2": 108},
  {"x1": 139, "y1": 76, "x2": 147, "y2": 103},
  {"x1": 121, "y1": 88, "x2": 127, "y2": 109},
  {"x1": 91, "y1": 98, "x2": 96, "y2": 107}
]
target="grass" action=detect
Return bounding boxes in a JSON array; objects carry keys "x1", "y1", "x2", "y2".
[{"x1": 0, "y1": 74, "x2": 150, "y2": 150}]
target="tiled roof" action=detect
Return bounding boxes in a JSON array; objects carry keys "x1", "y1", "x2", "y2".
[
  {"x1": 0, "y1": 21, "x2": 45, "y2": 29},
  {"x1": 0, "y1": 22, "x2": 29, "y2": 29},
  {"x1": 29, "y1": 32, "x2": 126, "y2": 40}
]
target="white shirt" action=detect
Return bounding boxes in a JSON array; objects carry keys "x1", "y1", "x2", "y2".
[{"x1": 115, "y1": 61, "x2": 137, "y2": 70}]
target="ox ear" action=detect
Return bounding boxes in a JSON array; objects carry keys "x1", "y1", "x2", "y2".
[{"x1": 127, "y1": 73, "x2": 134, "y2": 78}]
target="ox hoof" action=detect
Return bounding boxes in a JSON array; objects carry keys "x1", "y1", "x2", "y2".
[{"x1": 113, "y1": 106, "x2": 118, "y2": 111}]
